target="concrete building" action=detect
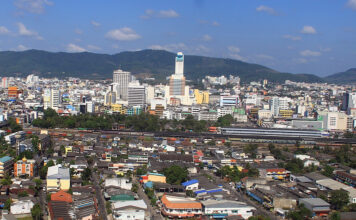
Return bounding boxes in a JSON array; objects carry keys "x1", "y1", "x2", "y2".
[
  {"x1": 14, "y1": 157, "x2": 37, "y2": 177},
  {"x1": 299, "y1": 198, "x2": 330, "y2": 217},
  {"x1": 50, "y1": 89, "x2": 61, "y2": 110},
  {"x1": 0, "y1": 156, "x2": 14, "y2": 178},
  {"x1": 128, "y1": 80, "x2": 146, "y2": 108},
  {"x1": 201, "y1": 200, "x2": 255, "y2": 219},
  {"x1": 112, "y1": 200, "x2": 147, "y2": 220},
  {"x1": 161, "y1": 194, "x2": 202, "y2": 218},
  {"x1": 113, "y1": 69, "x2": 131, "y2": 101},
  {"x1": 47, "y1": 165, "x2": 70, "y2": 191},
  {"x1": 169, "y1": 52, "x2": 186, "y2": 96}
]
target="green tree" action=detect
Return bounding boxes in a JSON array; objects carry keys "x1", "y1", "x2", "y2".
[
  {"x1": 216, "y1": 114, "x2": 234, "y2": 127},
  {"x1": 163, "y1": 165, "x2": 188, "y2": 185},
  {"x1": 31, "y1": 135, "x2": 40, "y2": 153},
  {"x1": 322, "y1": 165, "x2": 334, "y2": 177},
  {"x1": 18, "y1": 191, "x2": 29, "y2": 197},
  {"x1": 131, "y1": 183, "x2": 138, "y2": 193},
  {"x1": 330, "y1": 212, "x2": 340, "y2": 220},
  {"x1": 4, "y1": 198, "x2": 11, "y2": 211},
  {"x1": 330, "y1": 190, "x2": 349, "y2": 210}
]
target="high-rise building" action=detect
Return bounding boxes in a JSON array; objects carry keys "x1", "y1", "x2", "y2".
[
  {"x1": 169, "y1": 52, "x2": 186, "y2": 96},
  {"x1": 341, "y1": 92, "x2": 349, "y2": 111},
  {"x1": 43, "y1": 89, "x2": 51, "y2": 110},
  {"x1": 128, "y1": 80, "x2": 146, "y2": 108},
  {"x1": 348, "y1": 92, "x2": 356, "y2": 111},
  {"x1": 1, "y1": 77, "x2": 8, "y2": 88},
  {"x1": 113, "y1": 69, "x2": 131, "y2": 101},
  {"x1": 50, "y1": 89, "x2": 61, "y2": 110},
  {"x1": 105, "y1": 84, "x2": 117, "y2": 106}
]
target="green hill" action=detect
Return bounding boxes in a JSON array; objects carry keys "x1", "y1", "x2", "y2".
[
  {"x1": 324, "y1": 68, "x2": 356, "y2": 84},
  {"x1": 0, "y1": 49, "x2": 323, "y2": 83}
]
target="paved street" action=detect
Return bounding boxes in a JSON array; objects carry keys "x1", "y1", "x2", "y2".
[
  {"x1": 133, "y1": 177, "x2": 163, "y2": 220},
  {"x1": 202, "y1": 171, "x2": 277, "y2": 220},
  {"x1": 92, "y1": 172, "x2": 108, "y2": 220}
]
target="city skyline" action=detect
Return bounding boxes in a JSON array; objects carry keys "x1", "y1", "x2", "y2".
[{"x1": 0, "y1": 0, "x2": 355, "y2": 76}]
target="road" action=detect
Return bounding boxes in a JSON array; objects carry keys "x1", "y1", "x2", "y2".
[
  {"x1": 133, "y1": 177, "x2": 163, "y2": 220},
  {"x1": 202, "y1": 171, "x2": 277, "y2": 220},
  {"x1": 92, "y1": 172, "x2": 108, "y2": 220}
]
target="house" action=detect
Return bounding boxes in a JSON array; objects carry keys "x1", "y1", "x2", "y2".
[
  {"x1": 10, "y1": 200, "x2": 34, "y2": 217},
  {"x1": 0, "y1": 156, "x2": 14, "y2": 178},
  {"x1": 112, "y1": 200, "x2": 147, "y2": 220},
  {"x1": 104, "y1": 178, "x2": 132, "y2": 190},
  {"x1": 18, "y1": 139, "x2": 33, "y2": 153},
  {"x1": 38, "y1": 134, "x2": 50, "y2": 151},
  {"x1": 14, "y1": 157, "x2": 38, "y2": 177},
  {"x1": 140, "y1": 173, "x2": 166, "y2": 184},
  {"x1": 182, "y1": 179, "x2": 199, "y2": 190},
  {"x1": 160, "y1": 194, "x2": 202, "y2": 218},
  {"x1": 260, "y1": 168, "x2": 290, "y2": 180},
  {"x1": 48, "y1": 201, "x2": 74, "y2": 220},
  {"x1": 201, "y1": 199, "x2": 256, "y2": 219},
  {"x1": 51, "y1": 190, "x2": 73, "y2": 203},
  {"x1": 73, "y1": 194, "x2": 98, "y2": 220},
  {"x1": 46, "y1": 165, "x2": 70, "y2": 191},
  {"x1": 299, "y1": 198, "x2": 330, "y2": 217}
]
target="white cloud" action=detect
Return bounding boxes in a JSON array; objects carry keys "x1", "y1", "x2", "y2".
[
  {"x1": 195, "y1": 45, "x2": 209, "y2": 53},
  {"x1": 158, "y1": 9, "x2": 179, "y2": 18},
  {"x1": 91, "y1": 21, "x2": 101, "y2": 27},
  {"x1": 283, "y1": 35, "x2": 302, "y2": 41},
  {"x1": 256, "y1": 5, "x2": 277, "y2": 15},
  {"x1": 256, "y1": 54, "x2": 275, "y2": 60},
  {"x1": 106, "y1": 27, "x2": 141, "y2": 41},
  {"x1": 75, "y1": 29, "x2": 83, "y2": 35},
  {"x1": 227, "y1": 46, "x2": 246, "y2": 61},
  {"x1": 17, "y1": 44, "x2": 28, "y2": 51},
  {"x1": 229, "y1": 53, "x2": 247, "y2": 62},
  {"x1": 14, "y1": 0, "x2": 53, "y2": 14},
  {"x1": 212, "y1": 21, "x2": 220, "y2": 26},
  {"x1": 199, "y1": 20, "x2": 220, "y2": 27},
  {"x1": 347, "y1": 0, "x2": 356, "y2": 10},
  {"x1": 202, "y1": 34, "x2": 212, "y2": 42},
  {"x1": 320, "y1": 47, "x2": 331, "y2": 52},
  {"x1": 141, "y1": 9, "x2": 179, "y2": 19},
  {"x1": 149, "y1": 43, "x2": 187, "y2": 52},
  {"x1": 301, "y1": 25, "x2": 317, "y2": 34},
  {"x1": 0, "y1": 26, "x2": 10, "y2": 35},
  {"x1": 17, "y1": 23, "x2": 43, "y2": 40},
  {"x1": 66, "y1": 43, "x2": 86, "y2": 53},
  {"x1": 300, "y1": 50, "x2": 321, "y2": 57},
  {"x1": 228, "y1": 46, "x2": 240, "y2": 53},
  {"x1": 294, "y1": 58, "x2": 308, "y2": 64},
  {"x1": 87, "y1": 45, "x2": 101, "y2": 51}
]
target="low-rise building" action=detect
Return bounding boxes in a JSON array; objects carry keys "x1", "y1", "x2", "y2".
[
  {"x1": 299, "y1": 198, "x2": 330, "y2": 217},
  {"x1": 47, "y1": 165, "x2": 70, "y2": 191},
  {"x1": 14, "y1": 157, "x2": 37, "y2": 177},
  {"x1": 201, "y1": 199, "x2": 255, "y2": 219},
  {"x1": 0, "y1": 156, "x2": 14, "y2": 178},
  {"x1": 112, "y1": 200, "x2": 147, "y2": 220},
  {"x1": 161, "y1": 194, "x2": 202, "y2": 218}
]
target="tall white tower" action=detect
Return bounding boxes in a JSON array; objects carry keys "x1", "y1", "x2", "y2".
[
  {"x1": 113, "y1": 69, "x2": 131, "y2": 101},
  {"x1": 175, "y1": 52, "x2": 184, "y2": 76}
]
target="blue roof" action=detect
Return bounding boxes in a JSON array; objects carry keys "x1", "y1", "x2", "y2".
[
  {"x1": 0, "y1": 156, "x2": 13, "y2": 163},
  {"x1": 148, "y1": 172, "x2": 165, "y2": 176},
  {"x1": 182, "y1": 179, "x2": 199, "y2": 187},
  {"x1": 144, "y1": 181, "x2": 153, "y2": 188}
]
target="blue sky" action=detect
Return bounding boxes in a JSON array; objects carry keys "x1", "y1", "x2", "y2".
[{"x1": 0, "y1": 0, "x2": 355, "y2": 76}]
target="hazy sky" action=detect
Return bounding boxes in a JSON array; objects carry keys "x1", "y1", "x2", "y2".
[{"x1": 0, "y1": 0, "x2": 355, "y2": 76}]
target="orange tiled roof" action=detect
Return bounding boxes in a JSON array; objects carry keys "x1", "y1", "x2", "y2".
[{"x1": 161, "y1": 194, "x2": 202, "y2": 209}]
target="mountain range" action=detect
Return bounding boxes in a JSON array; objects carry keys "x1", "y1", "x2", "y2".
[{"x1": 0, "y1": 49, "x2": 353, "y2": 84}]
